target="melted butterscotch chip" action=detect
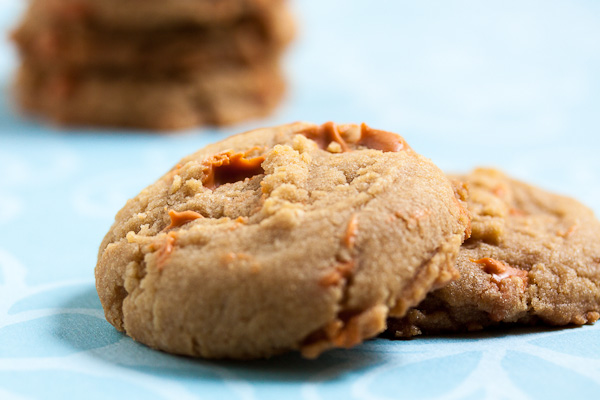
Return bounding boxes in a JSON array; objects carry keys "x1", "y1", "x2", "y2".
[
  {"x1": 299, "y1": 121, "x2": 411, "y2": 153},
  {"x1": 471, "y1": 257, "x2": 528, "y2": 285},
  {"x1": 558, "y1": 224, "x2": 578, "y2": 238},
  {"x1": 299, "y1": 121, "x2": 350, "y2": 152},
  {"x1": 300, "y1": 305, "x2": 388, "y2": 359},
  {"x1": 157, "y1": 232, "x2": 178, "y2": 271},
  {"x1": 343, "y1": 214, "x2": 359, "y2": 250},
  {"x1": 202, "y1": 150, "x2": 265, "y2": 189},
  {"x1": 318, "y1": 260, "x2": 355, "y2": 287},
  {"x1": 318, "y1": 270, "x2": 342, "y2": 287},
  {"x1": 221, "y1": 252, "x2": 253, "y2": 264},
  {"x1": 355, "y1": 123, "x2": 411, "y2": 152},
  {"x1": 165, "y1": 210, "x2": 203, "y2": 230},
  {"x1": 509, "y1": 208, "x2": 527, "y2": 216}
]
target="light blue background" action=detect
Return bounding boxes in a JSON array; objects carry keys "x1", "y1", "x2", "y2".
[{"x1": 1, "y1": 1, "x2": 600, "y2": 399}]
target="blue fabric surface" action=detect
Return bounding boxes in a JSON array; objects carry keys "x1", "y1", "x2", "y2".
[{"x1": 1, "y1": 1, "x2": 600, "y2": 399}]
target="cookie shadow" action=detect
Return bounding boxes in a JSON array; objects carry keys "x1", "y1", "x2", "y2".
[
  {"x1": 382, "y1": 322, "x2": 579, "y2": 344},
  {"x1": 58, "y1": 285, "x2": 388, "y2": 384}
]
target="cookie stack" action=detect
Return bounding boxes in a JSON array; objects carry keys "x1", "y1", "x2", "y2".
[{"x1": 12, "y1": 0, "x2": 294, "y2": 130}]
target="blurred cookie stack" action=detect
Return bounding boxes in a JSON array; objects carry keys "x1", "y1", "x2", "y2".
[{"x1": 12, "y1": 0, "x2": 294, "y2": 130}]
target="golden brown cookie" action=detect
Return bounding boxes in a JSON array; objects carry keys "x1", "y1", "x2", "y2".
[
  {"x1": 28, "y1": 0, "x2": 286, "y2": 29},
  {"x1": 11, "y1": 0, "x2": 294, "y2": 130},
  {"x1": 12, "y1": 0, "x2": 294, "y2": 72},
  {"x1": 388, "y1": 168, "x2": 600, "y2": 337},
  {"x1": 95, "y1": 122, "x2": 470, "y2": 359},
  {"x1": 15, "y1": 61, "x2": 285, "y2": 130}
]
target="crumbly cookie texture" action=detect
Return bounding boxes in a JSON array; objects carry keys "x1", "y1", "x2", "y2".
[
  {"x1": 387, "y1": 168, "x2": 600, "y2": 337},
  {"x1": 96, "y1": 122, "x2": 470, "y2": 359}
]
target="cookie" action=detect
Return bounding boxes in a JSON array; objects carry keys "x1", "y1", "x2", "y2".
[
  {"x1": 15, "y1": 61, "x2": 285, "y2": 130},
  {"x1": 13, "y1": 1, "x2": 294, "y2": 72},
  {"x1": 95, "y1": 122, "x2": 470, "y2": 359},
  {"x1": 387, "y1": 168, "x2": 600, "y2": 337},
  {"x1": 31, "y1": 0, "x2": 284, "y2": 29},
  {"x1": 12, "y1": 0, "x2": 294, "y2": 129}
]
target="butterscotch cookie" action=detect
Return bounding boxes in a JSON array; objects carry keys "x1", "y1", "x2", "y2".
[
  {"x1": 15, "y1": 60, "x2": 285, "y2": 130},
  {"x1": 12, "y1": 0, "x2": 294, "y2": 130},
  {"x1": 388, "y1": 168, "x2": 600, "y2": 337},
  {"x1": 95, "y1": 122, "x2": 470, "y2": 359},
  {"x1": 13, "y1": 1, "x2": 294, "y2": 72},
  {"x1": 31, "y1": 0, "x2": 285, "y2": 29}
]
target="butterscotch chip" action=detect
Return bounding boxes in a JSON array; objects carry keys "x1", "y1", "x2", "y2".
[
  {"x1": 95, "y1": 122, "x2": 470, "y2": 359},
  {"x1": 387, "y1": 168, "x2": 600, "y2": 337}
]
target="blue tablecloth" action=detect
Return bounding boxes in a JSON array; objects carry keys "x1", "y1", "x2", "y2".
[{"x1": 1, "y1": 1, "x2": 600, "y2": 399}]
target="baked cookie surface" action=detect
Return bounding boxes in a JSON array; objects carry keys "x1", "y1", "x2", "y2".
[
  {"x1": 95, "y1": 122, "x2": 470, "y2": 359},
  {"x1": 388, "y1": 168, "x2": 600, "y2": 337}
]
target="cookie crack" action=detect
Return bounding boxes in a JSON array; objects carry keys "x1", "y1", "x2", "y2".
[
  {"x1": 300, "y1": 209, "x2": 389, "y2": 358},
  {"x1": 300, "y1": 161, "x2": 465, "y2": 357}
]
